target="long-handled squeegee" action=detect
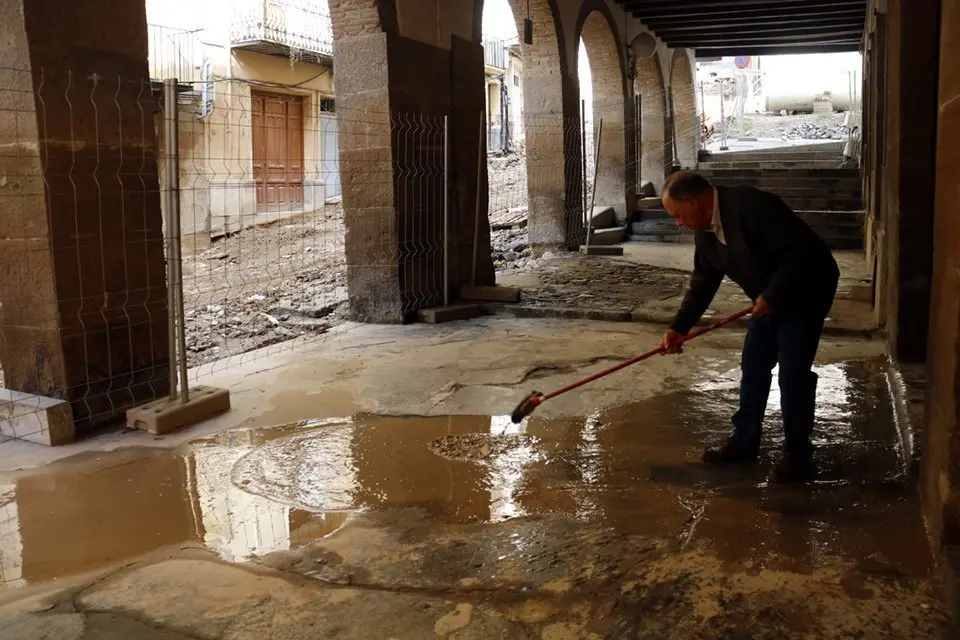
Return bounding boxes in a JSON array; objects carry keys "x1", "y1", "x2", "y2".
[{"x1": 509, "y1": 307, "x2": 753, "y2": 423}]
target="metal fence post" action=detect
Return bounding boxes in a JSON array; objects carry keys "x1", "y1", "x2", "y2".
[
  {"x1": 472, "y1": 110, "x2": 483, "y2": 286},
  {"x1": 719, "y1": 80, "x2": 729, "y2": 151},
  {"x1": 585, "y1": 118, "x2": 603, "y2": 251},
  {"x1": 163, "y1": 79, "x2": 179, "y2": 401},
  {"x1": 163, "y1": 78, "x2": 189, "y2": 403},
  {"x1": 443, "y1": 114, "x2": 450, "y2": 307},
  {"x1": 581, "y1": 100, "x2": 587, "y2": 230}
]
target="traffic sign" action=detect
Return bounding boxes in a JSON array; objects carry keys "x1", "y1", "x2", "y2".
[{"x1": 735, "y1": 56, "x2": 751, "y2": 69}]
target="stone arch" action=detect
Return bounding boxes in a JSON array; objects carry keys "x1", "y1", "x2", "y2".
[
  {"x1": 635, "y1": 50, "x2": 668, "y2": 193},
  {"x1": 577, "y1": 5, "x2": 629, "y2": 218},
  {"x1": 327, "y1": 0, "x2": 395, "y2": 39},
  {"x1": 669, "y1": 49, "x2": 697, "y2": 169},
  {"x1": 479, "y1": 0, "x2": 576, "y2": 246}
]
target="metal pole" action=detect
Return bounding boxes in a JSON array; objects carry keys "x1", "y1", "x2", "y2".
[
  {"x1": 719, "y1": 80, "x2": 729, "y2": 151},
  {"x1": 636, "y1": 95, "x2": 642, "y2": 192},
  {"x1": 699, "y1": 81, "x2": 706, "y2": 133},
  {"x1": 581, "y1": 99, "x2": 587, "y2": 229},
  {"x1": 667, "y1": 92, "x2": 678, "y2": 167},
  {"x1": 585, "y1": 119, "x2": 603, "y2": 251},
  {"x1": 165, "y1": 79, "x2": 189, "y2": 403},
  {"x1": 443, "y1": 114, "x2": 449, "y2": 307},
  {"x1": 634, "y1": 95, "x2": 639, "y2": 192},
  {"x1": 472, "y1": 110, "x2": 483, "y2": 286},
  {"x1": 163, "y1": 79, "x2": 178, "y2": 401}
]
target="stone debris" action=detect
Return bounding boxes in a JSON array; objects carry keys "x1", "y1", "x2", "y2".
[
  {"x1": 500, "y1": 251, "x2": 688, "y2": 313},
  {"x1": 491, "y1": 227, "x2": 532, "y2": 270},
  {"x1": 428, "y1": 433, "x2": 540, "y2": 462},
  {"x1": 780, "y1": 122, "x2": 854, "y2": 140},
  {"x1": 182, "y1": 206, "x2": 348, "y2": 368}
]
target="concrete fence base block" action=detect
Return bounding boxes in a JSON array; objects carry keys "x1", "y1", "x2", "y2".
[
  {"x1": 0, "y1": 390, "x2": 75, "y2": 446},
  {"x1": 417, "y1": 303, "x2": 484, "y2": 324},
  {"x1": 126, "y1": 386, "x2": 231, "y2": 436}
]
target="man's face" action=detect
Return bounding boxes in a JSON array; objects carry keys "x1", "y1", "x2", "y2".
[{"x1": 662, "y1": 193, "x2": 709, "y2": 231}]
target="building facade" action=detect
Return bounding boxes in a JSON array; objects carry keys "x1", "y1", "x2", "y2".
[
  {"x1": 483, "y1": 37, "x2": 524, "y2": 154},
  {"x1": 147, "y1": 0, "x2": 339, "y2": 243}
]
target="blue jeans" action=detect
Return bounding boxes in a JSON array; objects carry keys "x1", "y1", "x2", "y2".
[{"x1": 730, "y1": 298, "x2": 833, "y2": 460}]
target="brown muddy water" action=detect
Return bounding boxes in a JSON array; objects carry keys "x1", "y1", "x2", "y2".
[{"x1": 0, "y1": 357, "x2": 932, "y2": 589}]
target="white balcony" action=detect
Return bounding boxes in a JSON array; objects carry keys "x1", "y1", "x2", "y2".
[
  {"x1": 148, "y1": 24, "x2": 204, "y2": 84},
  {"x1": 484, "y1": 37, "x2": 507, "y2": 70},
  {"x1": 231, "y1": 0, "x2": 333, "y2": 65}
]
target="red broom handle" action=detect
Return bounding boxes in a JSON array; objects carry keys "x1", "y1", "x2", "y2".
[{"x1": 540, "y1": 307, "x2": 753, "y2": 402}]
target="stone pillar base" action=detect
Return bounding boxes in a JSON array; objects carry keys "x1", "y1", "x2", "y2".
[{"x1": 0, "y1": 390, "x2": 75, "y2": 446}]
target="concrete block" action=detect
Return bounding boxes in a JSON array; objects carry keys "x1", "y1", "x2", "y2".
[
  {"x1": 460, "y1": 286, "x2": 521, "y2": 302},
  {"x1": 417, "y1": 303, "x2": 483, "y2": 324},
  {"x1": 850, "y1": 282, "x2": 874, "y2": 302},
  {"x1": 590, "y1": 206, "x2": 616, "y2": 229},
  {"x1": 0, "y1": 389, "x2": 74, "y2": 446},
  {"x1": 580, "y1": 245, "x2": 624, "y2": 256},
  {"x1": 126, "y1": 386, "x2": 231, "y2": 435},
  {"x1": 589, "y1": 226, "x2": 627, "y2": 245},
  {"x1": 636, "y1": 196, "x2": 662, "y2": 210}
]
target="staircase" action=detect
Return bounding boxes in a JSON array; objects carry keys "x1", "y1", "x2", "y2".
[
  {"x1": 586, "y1": 206, "x2": 628, "y2": 245},
  {"x1": 629, "y1": 149, "x2": 865, "y2": 250},
  {"x1": 696, "y1": 167, "x2": 861, "y2": 212}
]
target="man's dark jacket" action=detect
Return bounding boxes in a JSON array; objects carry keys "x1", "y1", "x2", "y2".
[{"x1": 670, "y1": 184, "x2": 840, "y2": 335}]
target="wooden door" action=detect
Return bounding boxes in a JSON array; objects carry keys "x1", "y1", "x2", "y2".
[{"x1": 252, "y1": 92, "x2": 304, "y2": 212}]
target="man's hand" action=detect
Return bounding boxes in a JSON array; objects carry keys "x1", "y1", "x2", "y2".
[
  {"x1": 660, "y1": 329, "x2": 685, "y2": 355},
  {"x1": 752, "y1": 295, "x2": 774, "y2": 316}
]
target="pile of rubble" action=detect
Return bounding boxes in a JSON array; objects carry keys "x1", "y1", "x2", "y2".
[
  {"x1": 491, "y1": 227, "x2": 532, "y2": 271},
  {"x1": 781, "y1": 122, "x2": 853, "y2": 140},
  {"x1": 185, "y1": 271, "x2": 348, "y2": 367}
]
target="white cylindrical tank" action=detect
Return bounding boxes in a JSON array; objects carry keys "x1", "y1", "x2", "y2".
[{"x1": 760, "y1": 53, "x2": 862, "y2": 113}]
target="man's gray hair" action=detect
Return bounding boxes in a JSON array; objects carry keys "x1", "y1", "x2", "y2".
[{"x1": 663, "y1": 171, "x2": 713, "y2": 200}]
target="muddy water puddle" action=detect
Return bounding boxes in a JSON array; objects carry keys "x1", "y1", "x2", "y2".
[{"x1": 0, "y1": 357, "x2": 932, "y2": 588}]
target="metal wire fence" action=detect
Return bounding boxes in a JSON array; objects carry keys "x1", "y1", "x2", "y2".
[
  {"x1": 0, "y1": 69, "x2": 456, "y2": 446},
  {"x1": 0, "y1": 63, "x2": 731, "y2": 449},
  {"x1": 0, "y1": 68, "x2": 170, "y2": 446}
]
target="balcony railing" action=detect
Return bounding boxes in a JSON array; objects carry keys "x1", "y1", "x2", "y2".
[
  {"x1": 148, "y1": 24, "x2": 203, "y2": 84},
  {"x1": 484, "y1": 37, "x2": 507, "y2": 70},
  {"x1": 231, "y1": 0, "x2": 333, "y2": 64}
]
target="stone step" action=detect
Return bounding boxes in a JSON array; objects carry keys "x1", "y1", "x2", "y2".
[
  {"x1": 699, "y1": 141, "x2": 845, "y2": 159},
  {"x1": 706, "y1": 178, "x2": 861, "y2": 191},
  {"x1": 590, "y1": 205, "x2": 617, "y2": 230},
  {"x1": 698, "y1": 160, "x2": 847, "y2": 170},
  {"x1": 631, "y1": 219, "x2": 683, "y2": 235},
  {"x1": 628, "y1": 233, "x2": 696, "y2": 245},
  {"x1": 589, "y1": 226, "x2": 627, "y2": 245},
  {"x1": 781, "y1": 198, "x2": 863, "y2": 211},
  {"x1": 628, "y1": 209, "x2": 864, "y2": 251},
  {"x1": 697, "y1": 166, "x2": 858, "y2": 176},
  {"x1": 636, "y1": 196, "x2": 662, "y2": 210}
]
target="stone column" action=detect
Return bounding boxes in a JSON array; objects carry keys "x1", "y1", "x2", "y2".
[
  {"x1": 332, "y1": 21, "x2": 496, "y2": 322},
  {"x1": 517, "y1": 0, "x2": 583, "y2": 249},
  {"x1": 922, "y1": 0, "x2": 960, "y2": 560},
  {"x1": 881, "y1": 0, "x2": 939, "y2": 363},
  {"x1": 0, "y1": 0, "x2": 169, "y2": 436}
]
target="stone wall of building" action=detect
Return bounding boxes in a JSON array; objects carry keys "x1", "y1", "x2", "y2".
[{"x1": 923, "y1": 0, "x2": 960, "y2": 566}]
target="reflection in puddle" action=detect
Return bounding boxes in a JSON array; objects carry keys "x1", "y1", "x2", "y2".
[{"x1": 0, "y1": 357, "x2": 930, "y2": 588}]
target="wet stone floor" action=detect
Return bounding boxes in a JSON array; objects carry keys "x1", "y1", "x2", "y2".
[{"x1": 0, "y1": 357, "x2": 949, "y2": 638}]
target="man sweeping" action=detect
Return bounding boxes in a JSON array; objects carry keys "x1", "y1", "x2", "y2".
[{"x1": 659, "y1": 171, "x2": 839, "y2": 483}]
